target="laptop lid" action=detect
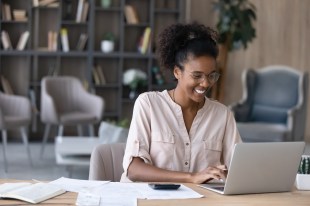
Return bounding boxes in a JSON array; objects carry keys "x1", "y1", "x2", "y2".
[{"x1": 200, "y1": 142, "x2": 305, "y2": 195}]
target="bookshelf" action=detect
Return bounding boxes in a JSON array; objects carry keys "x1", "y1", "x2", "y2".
[{"x1": 0, "y1": 0, "x2": 184, "y2": 138}]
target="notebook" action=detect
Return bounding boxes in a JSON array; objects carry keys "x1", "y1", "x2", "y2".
[{"x1": 199, "y1": 142, "x2": 305, "y2": 195}]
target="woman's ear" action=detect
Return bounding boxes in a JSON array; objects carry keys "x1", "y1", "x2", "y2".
[{"x1": 173, "y1": 66, "x2": 181, "y2": 80}]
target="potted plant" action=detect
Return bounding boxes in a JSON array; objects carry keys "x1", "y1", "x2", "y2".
[
  {"x1": 296, "y1": 155, "x2": 310, "y2": 190},
  {"x1": 212, "y1": 0, "x2": 256, "y2": 101},
  {"x1": 101, "y1": 32, "x2": 115, "y2": 53},
  {"x1": 123, "y1": 68, "x2": 147, "y2": 99}
]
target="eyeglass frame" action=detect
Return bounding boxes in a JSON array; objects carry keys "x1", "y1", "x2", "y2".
[{"x1": 183, "y1": 70, "x2": 221, "y2": 84}]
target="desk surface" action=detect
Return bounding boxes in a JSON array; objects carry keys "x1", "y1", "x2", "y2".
[{"x1": 1, "y1": 179, "x2": 310, "y2": 206}]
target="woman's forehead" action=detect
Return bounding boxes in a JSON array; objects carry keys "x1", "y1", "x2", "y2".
[{"x1": 183, "y1": 55, "x2": 216, "y2": 72}]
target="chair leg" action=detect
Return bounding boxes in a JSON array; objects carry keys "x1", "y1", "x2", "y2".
[
  {"x1": 1, "y1": 130, "x2": 8, "y2": 173},
  {"x1": 20, "y1": 127, "x2": 33, "y2": 167},
  {"x1": 58, "y1": 125, "x2": 64, "y2": 136},
  {"x1": 40, "y1": 124, "x2": 51, "y2": 157},
  {"x1": 88, "y1": 124, "x2": 95, "y2": 137},
  {"x1": 66, "y1": 165, "x2": 73, "y2": 178},
  {"x1": 77, "y1": 125, "x2": 83, "y2": 137}
]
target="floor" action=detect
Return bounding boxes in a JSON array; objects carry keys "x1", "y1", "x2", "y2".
[
  {"x1": 0, "y1": 143, "x2": 89, "y2": 181},
  {"x1": 1, "y1": 142, "x2": 310, "y2": 181}
]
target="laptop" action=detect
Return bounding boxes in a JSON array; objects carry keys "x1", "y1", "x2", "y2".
[{"x1": 199, "y1": 142, "x2": 305, "y2": 195}]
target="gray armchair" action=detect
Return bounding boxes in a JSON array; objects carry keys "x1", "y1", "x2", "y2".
[
  {"x1": 40, "y1": 76, "x2": 104, "y2": 156},
  {"x1": 0, "y1": 92, "x2": 32, "y2": 172},
  {"x1": 230, "y1": 65, "x2": 308, "y2": 142}
]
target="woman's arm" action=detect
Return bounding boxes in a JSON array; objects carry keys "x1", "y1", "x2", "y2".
[{"x1": 128, "y1": 157, "x2": 227, "y2": 184}]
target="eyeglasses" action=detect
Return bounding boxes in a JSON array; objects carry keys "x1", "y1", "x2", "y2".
[{"x1": 185, "y1": 70, "x2": 220, "y2": 84}]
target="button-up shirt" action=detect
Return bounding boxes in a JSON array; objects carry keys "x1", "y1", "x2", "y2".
[{"x1": 121, "y1": 90, "x2": 241, "y2": 182}]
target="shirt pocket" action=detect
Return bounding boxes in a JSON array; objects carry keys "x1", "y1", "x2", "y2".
[
  {"x1": 203, "y1": 137, "x2": 222, "y2": 166},
  {"x1": 150, "y1": 131, "x2": 175, "y2": 169}
]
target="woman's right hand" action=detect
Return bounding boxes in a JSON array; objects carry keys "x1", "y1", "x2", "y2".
[{"x1": 190, "y1": 165, "x2": 227, "y2": 184}]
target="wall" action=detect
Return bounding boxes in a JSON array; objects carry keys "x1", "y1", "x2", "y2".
[{"x1": 189, "y1": 0, "x2": 310, "y2": 142}]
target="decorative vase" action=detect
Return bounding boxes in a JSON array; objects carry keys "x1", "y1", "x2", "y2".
[
  {"x1": 101, "y1": 0, "x2": 111, "y2": 8},
  {"x1": 101, "y1": 40, "x2": 114, "y2": 53}
]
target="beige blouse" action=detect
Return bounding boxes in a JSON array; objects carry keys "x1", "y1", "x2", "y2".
[{"x1": 121, "y1": 90, "x2": 241, "y2": 182}]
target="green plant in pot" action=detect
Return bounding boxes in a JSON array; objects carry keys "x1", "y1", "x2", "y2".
[
  {"x1": 101, "y1": 32, "x2": 115, "y2": 53},
  {"x1": 212, "y1": 0, "x2": 256, "y2": 101},
  {"x1": 296, "y1": 155, "x2": 310, "y2": 190}
]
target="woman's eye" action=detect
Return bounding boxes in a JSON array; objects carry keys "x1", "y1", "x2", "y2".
[{"x1": 192, "y1": 74, "x2": 202, "y2": 79}]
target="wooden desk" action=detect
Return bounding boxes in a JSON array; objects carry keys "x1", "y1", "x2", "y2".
[{"x1": 1, "y1": 179, "x2": 310, "y2": 206}]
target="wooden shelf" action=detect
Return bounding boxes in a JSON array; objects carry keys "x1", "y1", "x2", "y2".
[{"x1": 0, "y1": 0, "x2": 184, "y2": 129}]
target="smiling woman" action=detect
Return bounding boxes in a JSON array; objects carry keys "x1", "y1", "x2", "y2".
[{"x1": 120, "y1": 23, "x2": 242, "y2": 184}]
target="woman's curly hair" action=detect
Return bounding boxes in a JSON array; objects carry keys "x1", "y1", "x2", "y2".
[{"x1": 157, "y1": 23, "x2": 219, "y2": 71}]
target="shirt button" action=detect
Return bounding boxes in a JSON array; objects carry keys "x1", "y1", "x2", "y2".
[
  {"x1": 185, "y1": 162, "x2": 188, "y2": 165},
  {"x1": 186, "y1": 143, "x2": 189, "y2": 146}
]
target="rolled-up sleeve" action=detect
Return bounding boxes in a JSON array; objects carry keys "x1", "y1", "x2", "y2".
[{"x1": 122, "y1": 94, "x2": 153, "y2": 180}]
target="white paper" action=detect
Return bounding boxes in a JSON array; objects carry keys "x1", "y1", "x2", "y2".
[
  {"x1": 90, "y1": 182, "x2": 202, "y2": 206},
  {"x1": 49, "y1": 179, "x2": 203, "y2": 206},
  {"x1": 76, "y1": 192, "x2": 100, "y2": 206},
  {"x1": 0, "y1": 183, "x2": 32, "y2": 194},
  {"x1": 49, "y1": 177, "x2": 109, "y2": 193},
  {"x1": 133, "y1": 183, "x2": 204, "y2": 199},
  {"x1": 91, "y1": 182, "x2": 138, "y2": 206}
]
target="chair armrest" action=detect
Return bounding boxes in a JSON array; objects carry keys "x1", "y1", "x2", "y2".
[
  {"x1": 287, "y1": 104, "x2": 307, "y2": 141},
  {"x1": 78, "y1": 92, "x2": 104, "y2": 122},
  {"x1": 229, "y1": 101, "x2": 251, "y2": 122},
  {"x1": 40, "y1": 90, "x2": 59, "y2": 124},
  {"x1": 1, "y1": 94, "x2": 31, "y2": 119}
]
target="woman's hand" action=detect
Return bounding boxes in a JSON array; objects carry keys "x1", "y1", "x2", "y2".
[{"x1": 190, "y1": 165, "x2": 227, "y2": 184}]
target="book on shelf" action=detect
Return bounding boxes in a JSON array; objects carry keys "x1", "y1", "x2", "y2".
[
  {"x1": 0, "y1": 76, "x2": 14, "y2": 95},
  {"x1": 92, "y1": 65, "x2": 106, "y2": 85},
  {"x1": 92, "y1": 67, "x2": 100, "y2": 85},
  {"x1": 60, "y1": 28, "x2": 69, "y2": 52},
  {"x1": 76, "y1": 33, "x2": 88, "y2": 51},
  {"x1": 76, "y1": 0, "x2": 85, "y2": 23},
  {"x1": 38, "y1": 0, "x2": 58, "y2": 7},
  {"x1": 81, "y1": 1, "x2": 89, "y2": 22},
  {"x1": 124, "y1": 5, "x2": 139, "y2": 24},
  {"x1": 48, "y1": 31, "x2": 58, "y2": 51},
  {"x1": 16, "y1": 31, "x2": 30, "y2": 51},
  {"x1": 13, "y1": 9, "x2": 27, "y2": 21},
  {"x1": 0, "y1": 182, "x2": 65, "y2": 204},
  {"x1": 2, "y1": 3, "x2": 12, "y2": 21},
  {"x1": 96, "y1": 65, "x2": 107, "y2": 85},
  {"x1": 1, "y1": 31, "x2": 13, "y2": 50},
  {"x1": 138, "y1": 27, "x2": 151, "y2": 54}
]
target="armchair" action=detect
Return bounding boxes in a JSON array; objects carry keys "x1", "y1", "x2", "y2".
[
  {"x1": 89, "y1": 143, "x2": 126, "y2": 181},
  {"x1": 230, "y1": 65, "x2": 308, "y2": 142},
  {"x1": 40, "y1": 76, "x2": 104, "y2": 156},
  {"x1": 0, "y1": 92, "x2": 32, "y2": 172}
]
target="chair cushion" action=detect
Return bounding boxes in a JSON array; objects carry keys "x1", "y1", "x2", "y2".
[
  {"x1": 237, "y1": 122, "x2": 289, "y2": 142},
  {"x1": 251, "y1": 105, "x2": 288, "y2": 124},
  {"x1": 60, "y1": 112, "x2": 98, "y2": 125},
  {"x1": 3, "y1": 116, "x2": 30, "y2": 129}
]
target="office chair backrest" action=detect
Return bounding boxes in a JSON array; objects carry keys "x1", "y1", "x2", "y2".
[{"x1": 89, "y1": 143, "x2": 126, "y2": 182}]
